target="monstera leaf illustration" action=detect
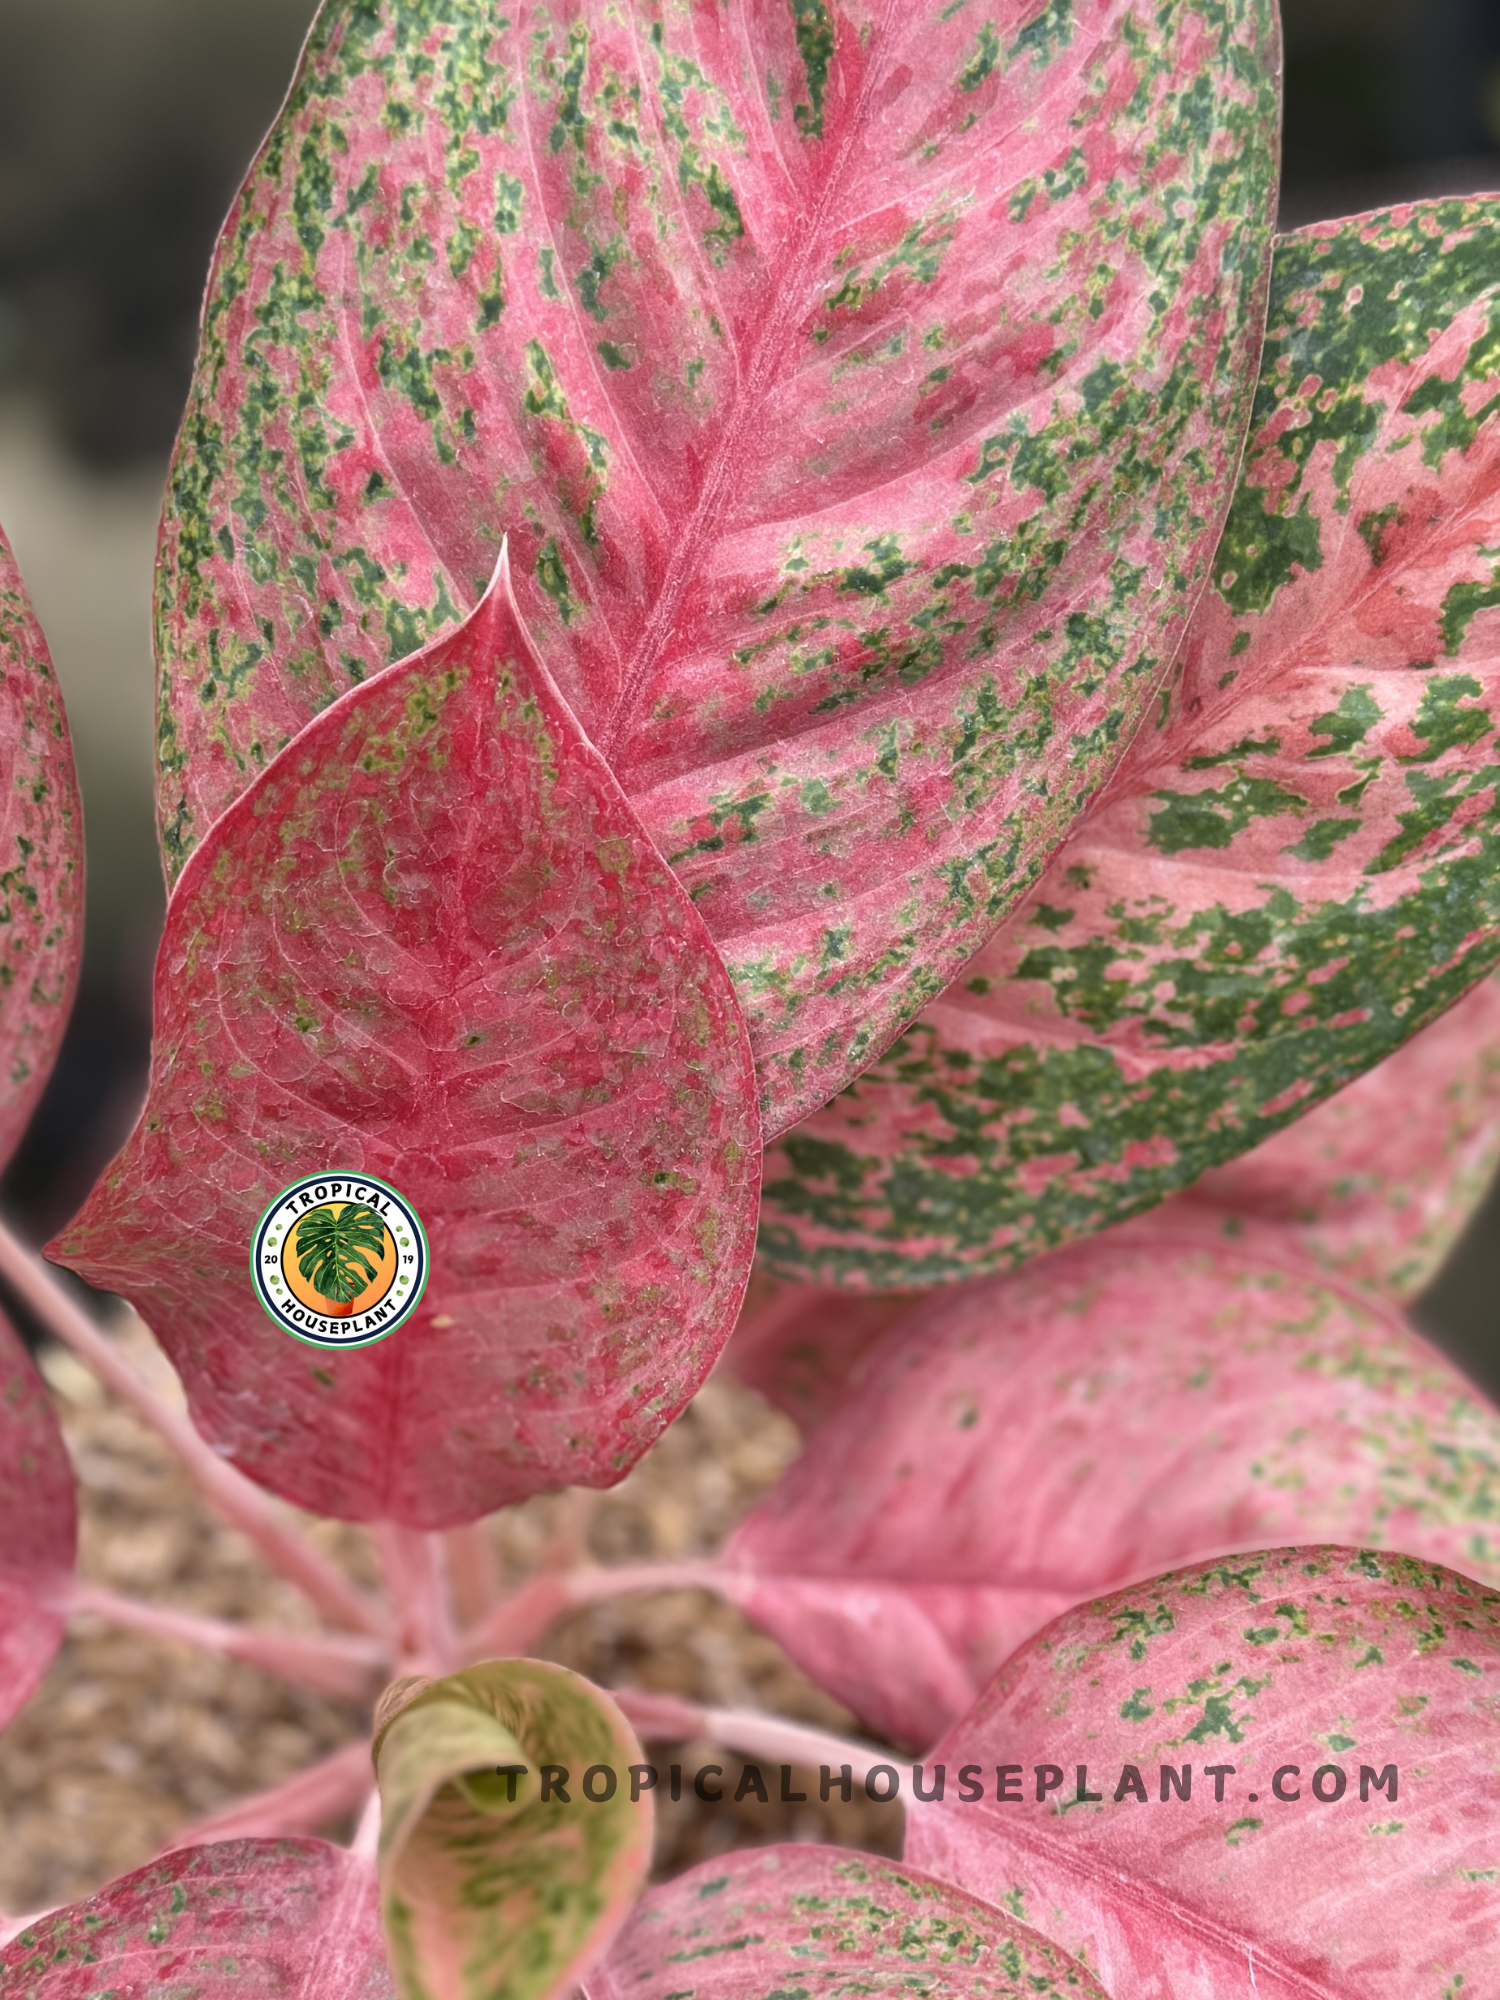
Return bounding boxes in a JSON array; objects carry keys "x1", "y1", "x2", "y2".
[{"x1": 295, "y1": 1205, "x2": 390, "y2": 1308}]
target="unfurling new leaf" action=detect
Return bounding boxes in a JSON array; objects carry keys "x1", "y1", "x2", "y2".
[{"x1": 373, "y1": 1660, "x2": 651, "y2": 2000}]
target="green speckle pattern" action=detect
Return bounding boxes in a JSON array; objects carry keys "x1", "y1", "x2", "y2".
[
  {"x1": 595, "y1": 1845, "x2": 1110, "y2": 2000},
  {"x1": 0, "y1": 1840, "x2": 388, "y2": 1994},
  {"x1": 155, "y1": 0, "x2": 1278, "y2": 1134},
  {"x1": 0, "y1": 528, "x2": 83, "y2": 1175},
  {"x1": 55, "y1": 583, "x2": 760, "y2": 1527},
  {"x1": 761, "y1": 200, "x2": 1500, "y2": 1284},
  {"x1": 907, "y1": 1549, "x2": 1500, "y2": 2000}
]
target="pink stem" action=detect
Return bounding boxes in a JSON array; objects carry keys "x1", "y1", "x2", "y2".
[
  {"x1": 0, "y1": 1218, "x2": 384, "y2": 1637},
  {"x1": 612, "y1": 1689, "x2": 887, "y2": 1774},
  {"x1": 350, "y1": 1787, "x2": 382, "y2": 1860},
  {"x1": 375, "y1": 1523, "x2": 457, "y2": 1671},
  {"x1": 443, "y1": 1521, "x2": 500, "y2": 1630},
  {"x1": 160, "y1": 1739, "x2": 374, "y2": 1851},
  {"x1": 457, "y1": 1559, "x2": 732, "y2": 1662},
  {"x1": 67, "y1": 1581, "x2": 390, "y2": 1699}
]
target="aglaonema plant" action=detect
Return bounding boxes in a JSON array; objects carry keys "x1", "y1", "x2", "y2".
[{"x1": 3, "y1": 0, "x2": 1500, "y2": 1994}]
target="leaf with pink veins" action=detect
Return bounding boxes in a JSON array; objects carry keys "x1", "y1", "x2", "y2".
[
  {"x1": 721, "y1": 1214, "x2": 1500, "y2": 1747},
  {"x1": 0, "y1": 1838, "x2": 392, "y2": 1997},
  {"x1": 761, "y1": 199, "x2": 1500, "y2": 1284},
  {"x1": 154, "y1": 0, "x2": 1280, "y2": 1133},
  {"x1": 51, "y1": 569, "x2": 760, "y2": 1526},
  {"x1": 0, "y1": 527, "x2": 83, "y2": 1174},
  {"x1": 0, "y1": 1310, "x2": 75, "y2": 1733},
  {"x1": 904, "y1": 1547, "x2": 1500, "y2": 1999},
  {"x1": 584, "y1": 1846, "x2": 1109, "y2": 2000}
]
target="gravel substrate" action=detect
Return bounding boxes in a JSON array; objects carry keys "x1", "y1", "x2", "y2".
[{"x1": 0, "y1": 1314, "x2": 901, "y2": 1916}]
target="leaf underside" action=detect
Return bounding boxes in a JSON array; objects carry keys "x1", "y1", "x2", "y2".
[
  {"x1": 51, "y1": 577, "x2": 761, "y2": 1526},
  {"x1": 156, "y1": 0, "x2": 1279, "y2": 1131},
  {"x1": 761, "y1": 199, "x2": 1500, "y2": 1282},
  {"x1": 905, "y1": 1548, "x2": 1500, "y2": 1998}
]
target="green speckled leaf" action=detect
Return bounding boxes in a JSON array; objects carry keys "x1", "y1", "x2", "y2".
[
  {"x1": 906, "y1": 1548, "x2": 1500, "y2": 1998},
  {"x1": 1180, "y1": 966, "x2": 1500, "y2": 1301},
  {"x1": 728, "y1": 971, "x2": 1500, "y2": 1440},
  {"x1": 0, "y1": 1308, "x2": 75, "y2": 1735},
  {"x1": 373, "y1": 1659, "x2": 651, "y2": 2000},
  {"x1": 584, "y1": 1847, "x2": 1109, "y2": 2000},
  {"x1": 761, "y1": 199, "x2": 1500, "y2": 1281},
  {"x1": 0, "y1": 1839, "x2": 392, "y2": 1997},
  {"x1": 157, "y1": 0, "x2": 1279, "y2": 1133},
  {"x1": 52, "y1": 575, "x2": 759, "y2": 1528},
  {"x1": 0, "y1": 527, "x2": 83, "y2": 1174}
]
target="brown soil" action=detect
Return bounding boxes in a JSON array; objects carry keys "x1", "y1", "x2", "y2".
[{"x1": 0, "y1": 1315, "x2": 901, "y2": 1916}]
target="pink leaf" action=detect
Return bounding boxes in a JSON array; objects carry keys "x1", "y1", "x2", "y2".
[
  {"x1": 0, "y1": 527, "x2": 83, "y2": 1173},
  {"x1": 722, "y1": 1213, "x2": 1500, "y2": 1745},
  {"x1": 0, "y1": 1310, "x2": 75, "y2": 1733},
  {"x1": 723, "y1": 1267, "x2": 916, "y2": 1427},
  {"x1": 904, "y1": 1548, "x2": 1500, "y2": 1998},
  {"x1": 0, "y1": 1838, "x2": 392, "y2": 1998},
  {"x1": 761, "y1": 198, "x2": 1500, "y2": 1280},
  {"x1": 584, "y1": 1845, "x2": 1108, "y2": 2000},
  {"x1": 51, "y1": 571, "x2": 760, "y2": 1526},
  {"x1": 156, "y1": 0, "x2": 1279, "y2": 1131}
]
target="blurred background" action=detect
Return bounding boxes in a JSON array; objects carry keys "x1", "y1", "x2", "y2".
[{"x1": 0, "y1": 0, "x2": 1496, "y2": 1369}]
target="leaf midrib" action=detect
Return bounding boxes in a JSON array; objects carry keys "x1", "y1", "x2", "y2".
[{"x1": 593, "y1": 0, "x2": 909, "y2": 761}]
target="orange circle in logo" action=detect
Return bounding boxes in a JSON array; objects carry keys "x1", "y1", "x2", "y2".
[{"x1": 280, "y1": 1201, "x2": 400, "y2": 1319}]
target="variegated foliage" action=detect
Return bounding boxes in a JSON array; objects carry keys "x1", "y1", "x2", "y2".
[
  {"x1": 155, "y1": 0, "x2": 1278, "y2": 1131},
  {"x1": 0, "y1": 527, "x2": 82, "y2": 1736},
  {"x1": 762, "y1": 200, "x2": 1500, "y2": 1285},
  {"x1": 905, "y1": 1550, "x2": 1500, "y2": 1998},
  {"x1": 53, "y1": 578, "x2": 760, "y2": 1526}
]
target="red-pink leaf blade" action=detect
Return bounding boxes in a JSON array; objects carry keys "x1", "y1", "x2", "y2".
[
  {"x1": 52, "y1": 576, "x2": 760, "y2": 1525},
  {"x1": 0, "y1": 528, "x2": 83, "y2": 1175},
  {"x1": 905, "y1": 1549, "x2": 1500, "y2": 1998},
  {"x1": 0, "y1": 1310, "x2": 75, "y2": 1733},
  {"x1": 0, "y1": 1838, "x2": 391, "y2": 1998}
]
